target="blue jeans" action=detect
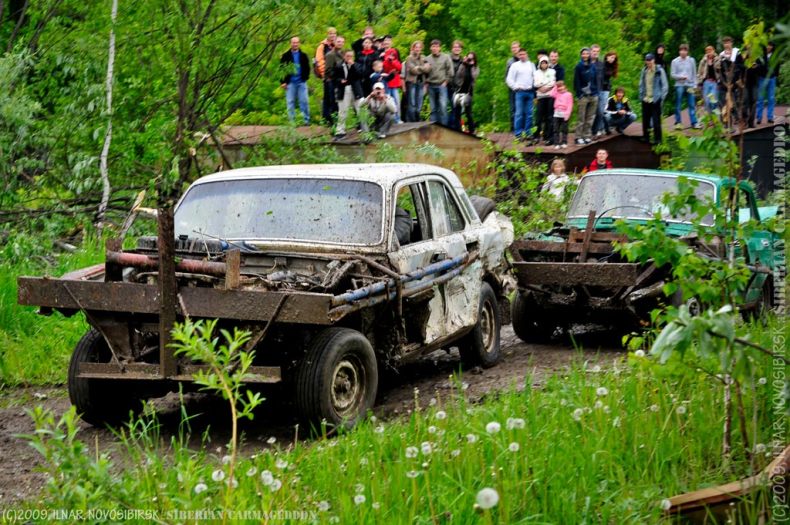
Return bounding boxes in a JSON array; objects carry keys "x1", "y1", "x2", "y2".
[
  {"x1": 593, "y1": 90, "x2": 610, "y2": 133},
  {"x1": 406, "y1": 82, "x2": 424, "y2": 122},
  {"x1": 513, "y1": 90, "x2": 534, "y2": 138},
  {"x1": 286, "y1": 82, "x2": 310, "y2": 124},
  {"x1": 674, "y1": 85, "x2": 697, "y2": 125},
  {"x1": 386, "y1": 87, "x2": 402, "y2": 124},
  {"x1": 702, "y1": 80, "x2": 718, "y2": 115},
  {"x1": 756, "y1": 77, "x2": 776, "y2": 121},
  {"x1": 427, "y1": 84, "x2": 448, "y2": 125}
]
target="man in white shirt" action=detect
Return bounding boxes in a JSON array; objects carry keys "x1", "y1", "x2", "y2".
[
  {"x1": 506, "y1": 48, "x2": 536, "y2": 140},
  {"x1": 670, "y1": 44, "x2": 700, "y2": 129}
]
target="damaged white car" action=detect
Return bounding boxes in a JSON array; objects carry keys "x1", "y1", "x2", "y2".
[{"x1": 19, "y1": 164, "x2": 514, "y2": 429}]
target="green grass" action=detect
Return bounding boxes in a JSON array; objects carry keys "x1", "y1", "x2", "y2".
[
  {"x1": 25, "y1": 346, "x2": 780, "y2": 524},
  {"x1": 0, "y1": 241, "x2": 102, "y2": 386}
]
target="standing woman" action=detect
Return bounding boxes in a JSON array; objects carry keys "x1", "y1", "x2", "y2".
[
  {"x1": 404, "y1": 41, "x2": 431, "y2": 122},
  {"x1": 597, "y1": 51, "x2": 618, "y2": 135},
  {"x1": 452, "y1": 52, "x2": 480, "y2": 134},
  {"x1": 356, "y1": 37, "x2": 379, "y2": 96}
]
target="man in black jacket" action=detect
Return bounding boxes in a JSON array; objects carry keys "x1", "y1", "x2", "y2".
[
  {"x1": 334, "y1": 50, "x2": 366, "y2": 137},
  {"x1": 280, "y1": 36, "x2": 311, "y2": 124}
]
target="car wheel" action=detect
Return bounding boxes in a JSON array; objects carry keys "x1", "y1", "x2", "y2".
[
  {"x1": 68, "y1": 329, "x2": 142, "y2": 427},
  {"x1": 459, "y1": 283, "x2": 501, "y2": 368},
  {"x1": 511, "y1": 291, "x2": 555, "y2": 343},
  {"x1": 671, "y1": 290, "x2": 701, "y2": 316},
  {"x1": 295, "y1": 327, "x2": 378, "y2": 431}
]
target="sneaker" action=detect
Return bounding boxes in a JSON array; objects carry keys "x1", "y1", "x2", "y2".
[
  {"x1": 554, "y1": 144, "x2": 561, "y2": 149},
  {"x1": 692, "y1": 123, "x2": 702, "y2": 129},
  {"x1": 674, "y1": 123, "x2": 683, "y2": 130},
  {"x1": 616, "y1": 128, "x2": 625, "y2": 134},
  {"x1": 768, "y1": 119, "x2": 775, "y2": 124},
  {"x1": 561, "y1": 143, "x2": 568, "y2": 148},
  {"x1": 575, "y1": 138, "x2": 585, "y2": 145},
  {"x1": 583, "y1": 138, "x2": 592, "y2": 144},
  {"x1": 377, "y1": 133, "x2": 387, "y2": 139}
]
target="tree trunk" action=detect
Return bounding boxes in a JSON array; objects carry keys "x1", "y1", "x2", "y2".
[
  {"x1": 97, "y1": 0, "x2": 118, "y2": 237},
  {"x1": 723, "y1": 374, "x2": 732, "y2": 459}
]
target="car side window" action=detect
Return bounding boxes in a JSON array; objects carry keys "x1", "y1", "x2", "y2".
[
  {"x1": 427, "y1": 181, "x2": 466, "y2": 237},
  {"x1": 394, "y1": 183, "x2": 430, "y2": 246}
]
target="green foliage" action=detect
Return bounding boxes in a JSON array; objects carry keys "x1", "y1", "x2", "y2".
[
  {"x1": 22, "y1": 356, "x2": 779, "y2": 522},
  {"x1": 472, "y1": 143, "x2": 570, "y2": 236}
]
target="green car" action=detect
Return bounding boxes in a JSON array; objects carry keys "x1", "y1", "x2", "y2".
[{"x1": 508, "y1": 169, "x2": 780, "y2": 341}]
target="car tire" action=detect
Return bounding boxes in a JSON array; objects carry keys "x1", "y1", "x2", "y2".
[
  {"x1": 459, "y1": 283, "x2": 501, "y2": 368},
  {"x1": 68, "y1": 329, "x2": 142, "y2": 427},
  {"x1": 670, "y1": 290, "x2": 702, "y2": 316},
  {"x1": 511, "y1": 291, "x2": 555, "y2": 343},
  {"x1": 470, "y1": 195, "x2": 496, "y2": 222},
  {"x1": 295, "y1": 327, "x2": 378, "y2": 431}
]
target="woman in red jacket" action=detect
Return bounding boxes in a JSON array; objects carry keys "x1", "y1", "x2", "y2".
[{"x1": 587, "y1": 148, "x2": 613, "y2": 171}]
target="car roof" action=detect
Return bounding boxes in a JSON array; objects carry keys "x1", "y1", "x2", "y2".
[
  {"x1": 189, "y1": 163, "x2": 465, "y2": 189},
  {"x1": 581, "y1": 168, "x2": 722, "y2": 185}
]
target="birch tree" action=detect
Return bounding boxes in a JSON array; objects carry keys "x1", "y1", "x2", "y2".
[{"x1": 96, "y1": 0, "x2": 117, "y2": 236}]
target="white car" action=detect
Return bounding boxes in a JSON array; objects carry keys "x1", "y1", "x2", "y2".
[{"x1": 19, "y1": 164, "x2": 513, "y2": 429}]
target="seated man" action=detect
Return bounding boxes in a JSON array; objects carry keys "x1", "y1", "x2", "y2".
[
  {"x1": 361, "y1": 82, "x2": 398, "y2": 138},
  {"x1": 394, "y1": 206, "x2": 413, "y2": 246},
  {"x1": 605, "y1": 87, "x2": 637, "y2": 133}
]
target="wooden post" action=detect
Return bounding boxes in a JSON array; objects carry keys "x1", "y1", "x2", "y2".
[
  {"x1": 104, "y1": 237, "x2": 123, "y2": 282},
  {"x1": 158, "y1": 207, "x2": 178, "y2": 378},
  {"x1": 225, "y1": 249, "x2": 241, "y2": 290}
]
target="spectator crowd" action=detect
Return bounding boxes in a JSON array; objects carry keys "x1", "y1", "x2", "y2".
[{"x1": 279, "y1": 29, "x2": 779, "y2": 145}]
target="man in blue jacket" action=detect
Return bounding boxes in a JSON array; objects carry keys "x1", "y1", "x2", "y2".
[
  {"x1": 638, "y1": 53, "x2": 668, "y2": 144},
  {"x1": 280, "y1": 36, "x2": 311, "y2": 124}
]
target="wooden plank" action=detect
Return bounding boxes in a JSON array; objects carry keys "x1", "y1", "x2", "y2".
[
  {"x1": 512, "y1": 240, "x2": 615, "y2": 255},
  {"x1": 579, "y1": 210, "x2": 596, "y2": 263},
  {"x1": 17, "y1": 277, "x2": 334, "y2": 324},
  {"x1": 158, "y1": 208, "x2": 178, "y2": 378},
  {"x1": 511, "y1": 262, "x2": 639, "y2": 287},
  {"x1": 225, "y1": 249, "x2": 241, "y2": 290}
]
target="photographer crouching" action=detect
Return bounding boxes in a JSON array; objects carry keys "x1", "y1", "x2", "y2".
[{"x1": 361, "y1": 82, "x2": 398, "y2": 139}]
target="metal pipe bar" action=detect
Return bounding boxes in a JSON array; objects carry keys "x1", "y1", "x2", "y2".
[{"x1": 106, "y1": 250, "x2": 228, "y2": 276}]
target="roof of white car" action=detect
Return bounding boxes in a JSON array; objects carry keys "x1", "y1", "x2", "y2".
[{"x1": 191, "y1": 163, "x2": 465, "y2": 189}]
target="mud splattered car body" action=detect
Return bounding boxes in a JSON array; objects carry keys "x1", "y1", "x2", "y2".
[
  {"x1": 18, "y1": 164, "x2": 513, "y2": 427},
  {"x1": 508, "y1": 169, "x2": 779, "y2": 341}
]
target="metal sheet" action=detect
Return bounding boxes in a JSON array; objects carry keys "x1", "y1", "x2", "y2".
[
  {"x1": 18, "y1": 278, "x2": 333, "y2": 324},
  {"x1": 511, "y1": 262, "x2": 639, "y2": 286}
]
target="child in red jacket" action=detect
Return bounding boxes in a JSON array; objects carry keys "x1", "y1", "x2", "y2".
[{"x1": 382, "y1": 47, "x2": 403, "y2": 123}]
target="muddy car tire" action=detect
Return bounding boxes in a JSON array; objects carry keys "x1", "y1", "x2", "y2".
[
  {"x1": 295, "y1": 327, "x2": 378, "y2": 431},
  {"x1": 470, "y1": 195, "x2": 496, "y2": 222},
  {"x1": 68, "y1": 329, "x2": 142, "y2": 427},
  {"x1": 511, "y1": 291, "x2": 555, "y2": 343},
  {"x1": 459, "y1": 283, "x2": 501, "y2": 368}
]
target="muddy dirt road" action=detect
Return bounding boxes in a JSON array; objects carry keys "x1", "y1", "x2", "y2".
[{"x1": 0, "y1": 327, "x2": 622, "y2": 505}]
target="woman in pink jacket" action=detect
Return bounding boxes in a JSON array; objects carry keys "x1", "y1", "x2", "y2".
[{"x1": 550, "y1": 80, "x2": 574, "y2": 148}]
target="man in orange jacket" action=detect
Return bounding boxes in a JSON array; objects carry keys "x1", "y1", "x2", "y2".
[{"x1": 316, "y1": 27, "x2": 338, "y2": 124}]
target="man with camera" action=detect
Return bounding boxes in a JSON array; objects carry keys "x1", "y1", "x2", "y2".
[{"x1": 361, "y1": 82, "x2": 398, "y2": 138}]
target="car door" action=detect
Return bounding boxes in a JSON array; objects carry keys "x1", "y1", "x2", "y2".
[
  {"x1": 388, "y1": 177, "x2": 480, "y2": 345},
  {"x1": 735, "y1": 184, "x2": 772, "y2": 304}
]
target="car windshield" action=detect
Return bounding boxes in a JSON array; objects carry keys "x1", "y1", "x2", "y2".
[
  {"x1": 175, "y1": 178, "x2": 384, "y2": 245},
  {"x1": 568, "y1": 174, "x2": 716, "y2": 225}
]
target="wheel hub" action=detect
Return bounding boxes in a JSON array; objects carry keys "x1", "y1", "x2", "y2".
[
  {"x1": 331, "y1": 359, "x2": 363, "y2": 415},
  {"x1": 481, "y1": 300, "x2": 495, "y2": 354}
]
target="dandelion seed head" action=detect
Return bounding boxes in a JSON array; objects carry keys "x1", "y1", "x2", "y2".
[
  {"x1": 372, "y1": 502, "x2": 381, "y2": 510},
  {"x1": 405, "y1": 446, "x2": 418, "y2": 458},
  {"x1": 572, "y1": 408, "x2": 584, "y2": 421},
  {"x1": 650, "y1": 404, "x2": 660, "y2": 412},
  {"x1": 427, "y1": 425, "x2": 437, "y2": 434},
  {"x1": 246, "y1": 466, "x2": 257, "y2": 477},
  {"x1": 676, "y1": 405, "x2": 687, "y2": 415},
  {"x1": 276, "y1": 459, "x2": 288, "y2": 469},
  {"x1": 226, "y1": 477, "x2": 238, "y2": 489},
  {"x1": 359, "y1": 457, "x2": 369, "y2": 466},
  {"x1": 466, "y1": 433, "x2": 478, "y2": 443},
  {"x1": 660, "y1": 499, "x2": 672, "y2": 511},
  {"x1": 596, "y1": 387, "x2": 609, "y2": 396},
  {"x1": 476, "y1": 487, "x2": 500, "y2": 509},
  {"x1": 221, "y1": 455, "x2": 232, "y2": 465},
  {"x1": 485, "y1": 421, "x2": 501, "y2": 434},
  {"x1": 508, "y1": 442, "x2": 520, "y2": 452},
  {"x1": 506, "y1": 417, "x2": 525, "y2": 430},
  {"x1": 451, "y1": 449, "x2": 461, "y2": 457},
  {"x1": 594, "y1": 400, "x2": 604, "y2": 409},
  {"x1": 406, "y1": 470, "x2": 420, "y2": 478},
  {"x1": 194, "y1": 482, "x2": 208, "y2": 494},
  {"x1": 421, "y1": 442, "x2": 433, "y2": 455},
  {"x1": 758, "y1": 377, "x2": 767, "y2": 385},
  {"x1": 436, "y1": 410, "x2": 447, "y2": 420},
  {"x1": 318, "y1": 501, "x2": 330, "y2": 512},
  {"x1": 270, "y1": 478, "x2": 282, "y2": 492},
  {"x1": 211, "y1": 469, "x2": 225, "y2": 482},
  {"x1": 354, "y1": 494, "x2": 366, "y2": 505},
  {"x1": 261, "y1": 470, "x2": 274, "y2": 486},
  {"x1": 374, "y1": 425, "x2": 385, "y2": 434}
]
